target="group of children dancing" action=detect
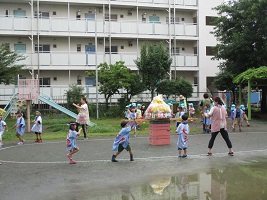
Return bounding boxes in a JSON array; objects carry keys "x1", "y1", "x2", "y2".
[{"x1": 0, "y1": 96, "x2": 251, "y2": 165}]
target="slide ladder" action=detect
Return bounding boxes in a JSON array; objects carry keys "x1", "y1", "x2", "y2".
[
  {"x1": 39, "y1": 92, "x2": 96, "y2": 126},
  {"x1": 2, "y1": 93, "x2": 18, "y2": 120}
]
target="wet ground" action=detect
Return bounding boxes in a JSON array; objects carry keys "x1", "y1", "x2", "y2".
[{"x1": 0, "y1": 120, "x2": 267, "y2": 200}]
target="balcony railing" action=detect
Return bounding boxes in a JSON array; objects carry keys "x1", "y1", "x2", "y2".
[
  {"x1": 90, "y1": 0, "x2": 198, "y2": 6},
  {"x1": 0, "y1": 16, "x2": 197, "y2": 37},
  {"x1": 16, "y1": 52, "x2": 198, "y2": 68}
]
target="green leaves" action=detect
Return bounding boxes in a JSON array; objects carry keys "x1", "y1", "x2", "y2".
[
  {"x1": 157, "y1": 78, "x2": 193, "y2": 99},
  {"x1": 234, "y1": 66, "x2": 267, "y2": 83},
  {"x1": 0, "y1": 43, "x2": 25, "y2": 84},
  {"x1": 213, "y1": 71, "x2": 236, "y2": 91},
  {"x1": 213, "y1": 0, "x2": 267, "y2": 75},
  {"x1": 134, "y1": 42, "x2": 172, "y2": 99},
  {"x1": 86, "y1": 61, "x2": 144, "y2": 109}
]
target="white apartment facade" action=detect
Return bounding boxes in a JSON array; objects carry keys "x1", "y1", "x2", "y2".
[{"x1": 0, "y1": 0, "x2": 223, "y2": 103}]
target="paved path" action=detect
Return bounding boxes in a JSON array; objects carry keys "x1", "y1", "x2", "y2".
[{"x1": 0, "y1": 125, "x2": 267, "y2": 200}]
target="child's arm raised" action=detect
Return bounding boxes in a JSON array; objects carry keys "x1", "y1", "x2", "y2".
[{"x1": 77, "y1": 128, "x2": 83, "y2": 136}]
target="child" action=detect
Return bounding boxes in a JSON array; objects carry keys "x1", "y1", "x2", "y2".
[
  {"x1": 12, "y1": 110, "x2": 26, "y2": 145},
  {"x1": 175, "y1": 107, "x2": 185, "y2": 127},
  {"x1": 188, "y1": 103, "x2": 195, "y2": 119},
  {"x1": 203, "y1": 104, "x2": 211, "y2": 134},
  {"x1": 176, "y1": 114, "x2": 190, "y2": 158},
  {"x1": 66, "y1": 122, "x2": 82, "y2": 164},
  {"x1": 233, "y1": 105, "x2": 244, "y2": 132},
  {"x1": 129, "y1": 106, "x2": 137, "y2": 137},
  {"x1": 124, "y1": 105, "x2": 130, "y2": 119},
  {"x1": 136, "y1": 104, "x2": 142, "y2": 130},
  {"x1": 111, "y1": 120, "x2": 134, "y2": 162},
  {"x1": 240, "y1": 105, "x2": 250, "y2": 127},
  {"x1": 31, "y1": 110, "x2": 43, "y2": 143},
  {"x1": 230, "y1": 104, "x2": 236, "y2": 129},
  {"x1": 0, "y1": 115, "x2": 8, "y2": 149}
]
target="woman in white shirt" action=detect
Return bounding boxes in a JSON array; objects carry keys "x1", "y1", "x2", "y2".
[{"x1": 73, "y1": 97, "x2": 90, "y2": 139}]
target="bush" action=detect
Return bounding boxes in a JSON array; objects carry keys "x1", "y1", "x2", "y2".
[{"x1": 66, "y1": 84, "x2": 85, "y2": 112}]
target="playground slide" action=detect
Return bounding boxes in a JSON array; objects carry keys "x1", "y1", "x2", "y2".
[
  {"x1": 2, "y1": 93, "x2": 18, "y2": 120},
  {"x1": 39, "y1": 93, "x2": 96, "y2": 126}
]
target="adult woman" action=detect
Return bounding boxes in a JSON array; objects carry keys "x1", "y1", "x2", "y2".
[
  {"x1": 72, "y1": 97, "x2": 90, "y2": 139},
  {"x1": 204, "y1": 96, "x2": 234, "y2": 156}
]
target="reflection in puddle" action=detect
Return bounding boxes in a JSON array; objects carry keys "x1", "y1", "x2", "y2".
[{"x1": 90, "y1": 160, "x2": 267, "y2": 200}]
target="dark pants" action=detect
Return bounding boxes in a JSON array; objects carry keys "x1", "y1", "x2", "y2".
[
  {"x1": 76, "y1": 123, "x2": 87, "y2": 138},
  {"x1": 208, "y1": 128, "x2": 233, "y2": 149}
]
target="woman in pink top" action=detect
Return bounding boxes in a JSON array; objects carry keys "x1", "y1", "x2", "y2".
[{"x1": 204, "y1": 96, "x2": 234, "y2": 156}]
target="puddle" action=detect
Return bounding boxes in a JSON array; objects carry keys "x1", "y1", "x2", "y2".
[{"x1": 83, "y1": 159, "x2": 267, "y2": 200}]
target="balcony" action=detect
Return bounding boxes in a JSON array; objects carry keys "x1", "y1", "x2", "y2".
[
  {"x1": 0, "y1": 16, "x2": 198, "y2": 37},
  {"x1": 103, "y1": 0, "x2": 198, "y2": 6},
  {"x1": 16, "y1": 52, "x2": 198, "y2": 69}
]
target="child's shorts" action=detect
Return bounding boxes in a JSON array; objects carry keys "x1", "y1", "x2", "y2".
[
  {"x1": 118, "y1": 143, "x2": 131, "y2": 152},
  {"x1": 234, "y1": 117, "x2": 242, "y2": 124},
  {"x1": 178, "y1": 147, "x2": 187, "y2": 150},
  {"x1": 35, "y1": 132, "x2": 42, "y2": 135}
]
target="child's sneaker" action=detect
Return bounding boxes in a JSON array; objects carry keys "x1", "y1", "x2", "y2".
[
  {"x1": 35, "y1": 139, "x2": 39, "y2": 142},
  {"x1": 70, "y1": 160, "x2": 77, "y2": 164},
  {"x1": 178, "y1": 155, "x2": 182, "y2": 159},
  {"x1": 38, "y1": 139, "x2": 42, "y2": 143},
  {"x1": 134, "y1": 133, "x2": 136, "y2": 138},
  {"x1": 111, "y1": 155, "x2": 118, "y2": 162},
  {"x1": 22, "y1": 139, "x2": 26, "y2": 142},
  {"x1": 130, "y1": 154, "x2": 134, "y2": 161},
  {"x1": 17, "y1": 142, "x2": 23, "y2": 145},
  {"x1": 182, "y1": 154, "x2": 187, "y2": 158},
  {"x1": 67, "y1": 154, "x2": 72, "y2": 160}
]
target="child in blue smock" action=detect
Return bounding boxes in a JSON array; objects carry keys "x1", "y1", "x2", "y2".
[
  {"x1": 31, "y1": 110, "x2": 43, "y2": 143},
  {"x1": 176, "y1": 114, "x2": 190, "y2": 158},
  {"x1": 12, "y1": 110, "x2": 26, "y2": 145},
  {"x1": 203, "y1": 104, "x2": 211, "y2": 134},
  {"x1": 129, "y1": 106, "x2": 137, "y2": 137},
  {"x1": 66, "y1": 122, "x2": 82, "y2": 164},
  {"x1": 111, "y1": 121, "x2": 134, "y2": 162}
]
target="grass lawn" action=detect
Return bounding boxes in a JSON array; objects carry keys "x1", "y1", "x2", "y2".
[{"x1": 2, "y1": 116, "x2": 201, "y2": 142}]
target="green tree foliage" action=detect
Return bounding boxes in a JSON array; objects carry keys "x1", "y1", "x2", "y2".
[
  {"x1": 177, "y1": 77, "x2": 194, "y2": 99},
  {"x1": 213, "y1": 71, "x2": 237, "y2": 103},
  {"x1": 135, "y1": 42, "x2": 172, "y2": 100},
  {"x1": 213, "y1": 0, "x2": 267, "y2": 110},
  {"x1": 0, "y1": 43, "x2": 25, "y2": 84},
  {"x1": 157, "y1": 79, "x2": 177, "y2": 99},
  {"x1": 157, "y1": 78, "x2": 193, "y2": 99},
  {"x1": 213, "y1": 0, "x2": 267, "y2": 74},
  {"x1": 87, "y1": 61, "x2": 140, "y2": 109},
  {"x1": 124, "y1": 73, "x2": 144, "y2": 102},
  {"x1": 66, "y1": 84, "x2": 84, "y2": 112}
]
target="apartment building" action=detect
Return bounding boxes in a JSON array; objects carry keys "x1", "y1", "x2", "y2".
[{"x1": 0, "y1": 0, "x2": 223, "y2": 103}]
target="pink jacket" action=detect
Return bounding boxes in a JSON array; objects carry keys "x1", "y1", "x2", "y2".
[{"x1": 211, "y1": 105, "x2": 227, "y2": 132}]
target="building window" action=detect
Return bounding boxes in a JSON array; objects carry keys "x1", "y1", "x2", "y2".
[
  {"x1": 171, "y1": 47, "x2": 180, "y2": 55},
  {"x1": 34, "y1": 11, "x2": 49, "y2": 18},
  {"x1": 77, "y1": 75, "x2": 82, "y2": 85},
  {"x1": 206, "y1": 46, "x2": 216, "y2": 56},
  {"x1": 35, "y1": 44, "x2": 50, "y2": 53},
  {"x1": 39, "y1": 78, "x2": 51, "y2": 87},
  {"x1": 77, "y1": 44, "x2": 81, "y2": 52},
  {"x1": 166, "y1": 17, "x2": 179, "y2": 24},
  {"x1": 194, "y1": 77, "x2": 198, "y2": 86},
  {"x1": 105, "y1": 14, "x2": 118, "y2": 21},
  {"x1": 105, "y1": 46, "x2": 118, "y2": 54},
  {"x1": 14, "y1": 44, "x2": 26, "y2": 53},
  {"x1": 85, "y1": 77, "x2": 96, "y2": 86},
  {"x1": 206, "y1": 16, "x2": 218, "y2": 26}
]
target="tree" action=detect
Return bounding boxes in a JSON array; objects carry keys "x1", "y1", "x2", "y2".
[
  {"x1": 86, "y1": 61, "x2": 133, "y2": 109},
  {"x1": 156, "y1": 78, "x2": 193, "y2": 99},
  {"x1": 0, "y1": 43, "x2": 25, "y2": 84},
  {"x1": 176, "y1": 77, "x2": 193, "y2": 99},
  {"x1": 123, "y1": 73, "x2": 144, "y2": 102},
  {"x1": 213, "y1": 0, "x2": 267, "y2": 110},
  {"x1": 213, "y1": 71, "x2": 237, "y2": 103},
  {"x1": 157, "y1": 79, "x2": 177, "y2": 99},
  {"x1": 135, "y1": 42, "x2": 172, "y2": 100},
  {"x1": 65, "y1": 84, "x2": 84, "y2": 112}
]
